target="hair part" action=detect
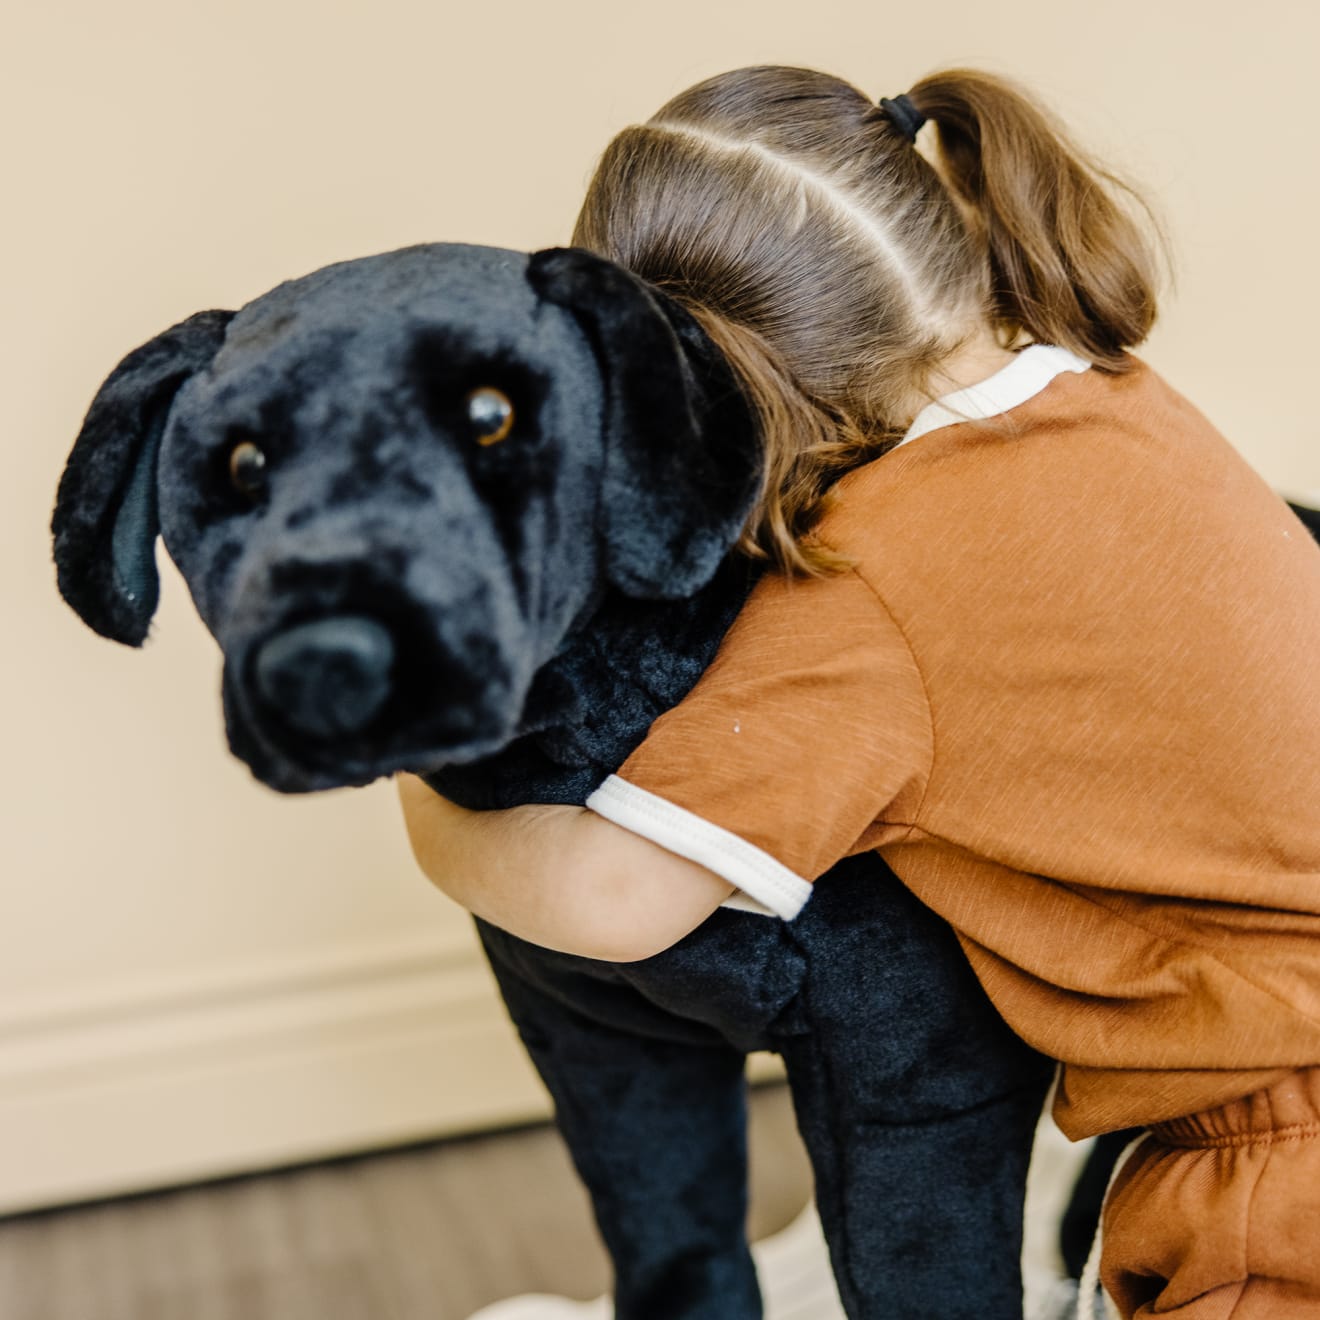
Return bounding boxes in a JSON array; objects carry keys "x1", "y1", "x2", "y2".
[{"x1": 572, "y1": 65, "x2": 1166, "y2": 576}]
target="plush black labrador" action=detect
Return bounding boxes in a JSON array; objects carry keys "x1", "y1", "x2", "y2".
[{"x1": 53, "y1": 242, "x2": 1058, "y2": 1319}]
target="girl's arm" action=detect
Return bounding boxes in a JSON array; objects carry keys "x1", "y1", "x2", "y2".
[{"x1": 396, "y1": 773, "x2": 735, "y2": 962}]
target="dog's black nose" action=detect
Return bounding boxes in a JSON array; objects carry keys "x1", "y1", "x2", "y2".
[{"x1": 253, "y1": 616, "x2": 396, "y2": 739}]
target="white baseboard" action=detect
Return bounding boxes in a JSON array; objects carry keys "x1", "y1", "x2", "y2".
[{"x1": 0, "y1": 933, "x2": 553, "y2": 1215}]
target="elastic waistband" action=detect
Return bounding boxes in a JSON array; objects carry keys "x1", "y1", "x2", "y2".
[{"x1": 1152, "y1": 1067, "x2": 1320, "y2": 1149}]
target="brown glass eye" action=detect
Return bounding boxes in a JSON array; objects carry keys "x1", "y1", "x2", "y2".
[
  {"x1": 466, "y1": 387, "x2": 514, "y2": 446},
  {"x1": 228, "y1": 440, "x2": 268, "y2": 497}
]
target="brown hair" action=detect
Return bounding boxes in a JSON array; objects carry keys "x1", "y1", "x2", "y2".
[{"x1": 571, "y1": 66, "x2": 1164, "y2": 574}]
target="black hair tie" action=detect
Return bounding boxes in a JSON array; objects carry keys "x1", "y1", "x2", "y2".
[{"x1": 879, "y1": 93, "x2": 926, "y2": 144}]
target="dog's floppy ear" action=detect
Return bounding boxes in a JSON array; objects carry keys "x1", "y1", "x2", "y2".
[
  {"x1": 52, "y1": 309, "x2": 234, "y2": 645},
  {"x1": 527, "y1": 247, "x2": 761, "y2": 599}
]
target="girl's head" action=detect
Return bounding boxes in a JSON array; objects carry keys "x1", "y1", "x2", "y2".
[{"x1": 571, "y1": 66, "x2": 1163, "y2": 573}]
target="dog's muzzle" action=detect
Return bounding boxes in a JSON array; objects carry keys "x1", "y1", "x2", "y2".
[{"x1": 253, "y1": 615, "x2": 396, "y2": 740}]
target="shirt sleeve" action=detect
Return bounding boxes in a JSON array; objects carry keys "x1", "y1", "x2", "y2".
[{"x1": 585, "y1": 566, "x2": 933, "y2": 918}]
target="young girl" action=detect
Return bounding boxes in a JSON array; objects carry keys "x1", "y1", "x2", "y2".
[{"x1": 398, "y1": 66, "x2": 1320, "y2": 1316}]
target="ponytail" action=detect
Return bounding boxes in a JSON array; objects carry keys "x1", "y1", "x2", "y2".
[
  {"x1": 910, "y1": 70, "x2": 1164, "y2": 371},
  {"x1": 572, "y1": 63, "x2": 1169, "y2": 577}
]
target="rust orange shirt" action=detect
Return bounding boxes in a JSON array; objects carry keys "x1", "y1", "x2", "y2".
[{"x1": 586, "y1": 346, "x2": 1320, "y2": 1139}]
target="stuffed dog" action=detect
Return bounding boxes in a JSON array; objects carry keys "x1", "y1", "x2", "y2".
[{"x1": 53, "y1": 242, "x2": 1061, "y2": 1319}]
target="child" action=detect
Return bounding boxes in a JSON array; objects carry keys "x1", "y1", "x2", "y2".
[{"x1": 399, "y1": 65, "x2": 1320, "y2": 1316}]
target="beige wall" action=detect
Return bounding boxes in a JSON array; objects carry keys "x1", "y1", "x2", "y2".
[{"x1": 3, "y1": 0, "x2": 1316, "y2": 1210}]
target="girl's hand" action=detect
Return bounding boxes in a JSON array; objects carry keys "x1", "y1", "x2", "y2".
[{"x1": 395, "y1": 773, "x2": 735, "y2": 962}]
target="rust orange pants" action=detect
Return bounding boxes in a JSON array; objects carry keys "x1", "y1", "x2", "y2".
[{"x1": 1101, "y1": 1068, "x2": 1320, "y2": 1317}]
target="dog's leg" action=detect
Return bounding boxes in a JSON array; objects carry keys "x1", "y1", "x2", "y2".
[
  {"x1": 476, "y1": 920, "x2": 762, "y2": 1320},
  {"x1": 771, "y1": 858, "x2": 1054, "y2": 1320}
]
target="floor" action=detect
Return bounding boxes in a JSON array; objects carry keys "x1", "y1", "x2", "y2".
[{"x1": 0, "y1": 1083, "x2": 814, "y2": 1320}]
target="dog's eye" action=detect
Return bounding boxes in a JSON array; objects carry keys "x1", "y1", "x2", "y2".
[
  {"x1": 228, "y1": 440, "x2": 268, "y2": 498},
  {"x1": 466, "y1": 387, "x2": 514, "y2": 447}
]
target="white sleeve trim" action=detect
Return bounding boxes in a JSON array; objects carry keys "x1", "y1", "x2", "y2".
[
  {"x1": 718, "y1": 891, "x2": 780, "y2": 917},
  {"x1": 585, "y1": 775, "x2": 813, "y2": 921}
]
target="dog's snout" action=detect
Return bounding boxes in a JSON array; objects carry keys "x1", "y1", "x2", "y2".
[{"x1": 253, "y1": 616, "x2": 395, "y2": 740}]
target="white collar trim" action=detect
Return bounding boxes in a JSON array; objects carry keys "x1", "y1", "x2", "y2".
[{"x1": 894, "y1": 344, "x2": 1092, "y2": 449}]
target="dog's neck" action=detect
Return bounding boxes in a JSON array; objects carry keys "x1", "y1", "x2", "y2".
[
  {"x1": 424, "y1": 556, "x2": 758, "y2": 809},
  {"x1": 531, "y1": 562, "x2": 752, "y2": 756}
]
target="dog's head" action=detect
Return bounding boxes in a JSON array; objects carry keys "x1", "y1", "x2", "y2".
[{"x1": 52, "y1": 244, "x2": 760, "y2": 791}]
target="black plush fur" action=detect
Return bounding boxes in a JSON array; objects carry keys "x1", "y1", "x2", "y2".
[
  {"x1": 527, "y1": 248, "x2": 761, "y2": 599},
  {"x1": 1291, "y1": 501, "x2": 1320, "y2": 541},
  {"x1": 53, "y1": 244, "x2": 762, "y2": 793},
  {"x1": 52, "y1": 309, "x2": 234, "y2": 645},
  {"x1": 50, "y1": 243, "x2": 1058, "y2": 1319}
]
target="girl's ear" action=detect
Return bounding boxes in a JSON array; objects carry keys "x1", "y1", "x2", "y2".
[
  {"x1": 526, "y1": 246, "x2": 761, "y2": 599},
  {"x1": 52, "y1": 309, "x2": 234, "y2": 646}
]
